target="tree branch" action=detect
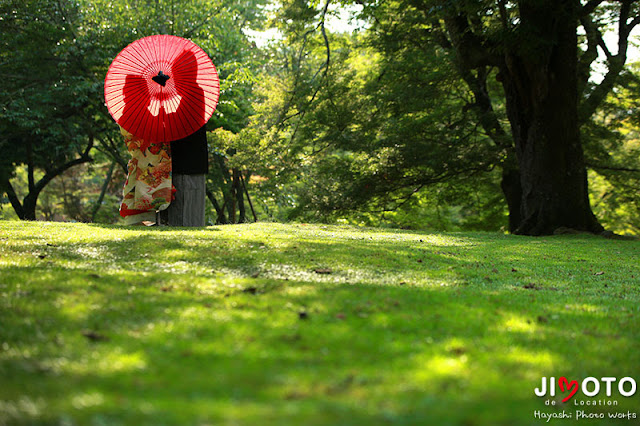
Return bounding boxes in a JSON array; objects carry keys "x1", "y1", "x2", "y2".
[
  {"x1": 97, "y1": 134, "x2": 128, "y2": 173},
  {"x1": 498, "y1": 0, "x2": 510, "y2": 30},
  {"x1": 183, "y1": 6, "x2": 222, "y2": 38},
  {"x1": 34, "y1": 136, "x2": 94, "y2": 196},
  {"x1": 26, "y1": 140, "x2": 35, "y2": 193},
  {"x1": 453, "y1": 63, "x2": 513, "y2": 158},
  {"x1": 578, "y1": 15, "x2": 602, "y2": 91},
  {"x1": 580, "y1": 0, "x2": 606, "y2": 17},
  {"x1": 597, "y1": 35, "x2": 613, "y2": 59},
  {"x1": 586, "y1": 162, "x2": 640, "y2": 173},
  {"x1": 280, "y1": 0, "x2": 332, "y2": 127},
  {"x1": 578, "y1": 1, "x2": 635, "y2": 121},
  {"x1": 443, "y1": 12, "x2": 499, "y2": 69},
  {"x1": 1, "y1": 180, "x2": 25, "y2": 219}
]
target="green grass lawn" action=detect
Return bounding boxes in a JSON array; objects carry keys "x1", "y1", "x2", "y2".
[{"x1": 1, "y1": 221, "x2": 639, "y2": 425}]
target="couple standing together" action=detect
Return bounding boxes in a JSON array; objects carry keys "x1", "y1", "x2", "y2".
[{"x1": 118, "y1": 49, "x2": 208, "y2": 227}]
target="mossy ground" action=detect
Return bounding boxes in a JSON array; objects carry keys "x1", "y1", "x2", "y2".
[{"x1": 1, "y1": 221, "x2": 639, "y2": 425}]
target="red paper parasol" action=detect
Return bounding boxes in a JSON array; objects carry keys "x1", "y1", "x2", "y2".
[{"x1": 104, "y1": 35, "x2": 220, "y2": 142}]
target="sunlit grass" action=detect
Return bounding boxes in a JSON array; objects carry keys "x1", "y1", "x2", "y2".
[{"x1": 1, "y1": 221, "x2": 639, "y2": 425}]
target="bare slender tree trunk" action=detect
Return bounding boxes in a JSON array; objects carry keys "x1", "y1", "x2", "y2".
[
  {"x1": 233, "y1": 169, "x2": 246, "y2": 223},
  {"x1": 91, "y1": 161, "x2": 116, "y2": 222}
]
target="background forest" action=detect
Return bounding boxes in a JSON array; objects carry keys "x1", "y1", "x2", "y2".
[{"x1": 1, "y1": 0, "x2": 640, "y2": 235}]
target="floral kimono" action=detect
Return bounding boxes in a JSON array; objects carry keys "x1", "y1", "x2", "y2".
[{"x1": 119, "y1": 126, "x2": 174, "y2": 224}]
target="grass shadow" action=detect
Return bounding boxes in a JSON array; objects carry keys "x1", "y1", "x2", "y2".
[{"x1": 1, "y1": 221, "x2": 639, "y2": 425}]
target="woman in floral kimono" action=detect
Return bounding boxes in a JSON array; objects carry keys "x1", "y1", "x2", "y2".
[{"x1": 118, "y1": 75, "x2": 174, "y2": 225}]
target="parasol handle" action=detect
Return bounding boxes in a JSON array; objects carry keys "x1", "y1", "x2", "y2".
[{"x1": 152, "y1": 71, "x2": 170, "y2": 87}]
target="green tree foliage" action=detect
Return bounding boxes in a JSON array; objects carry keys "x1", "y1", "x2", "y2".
[
  {"x1": 250, "y1": 0, "x2": 640, "y2": 234},
  {"x1": 243, "y1": 1, "x2": 508, "y2": 228},
  {"x1": 1, "y1": 0, "x2": 266, "y2": 221},
  {"x1": 585, "y1": 63, "x2": 640, "y2": 234},
  {"x1": 0, "y1": 0, "x2": 99, "y2": 219},
  {"x1": 2, "y1": 0, "x2": 639, "y2": 233},
  {"x1": 370, "y1": 0, "x2": 640, "y2": 235},
  {"x1": 80, "y1": 0, "x2": 268, "y2": 224}
]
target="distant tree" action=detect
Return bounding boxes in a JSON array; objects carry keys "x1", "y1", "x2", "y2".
[
  {"x1": 584, "y1": 64, "x2": 640, "y2": 234},
  {"x1": 0, "y1": 0, "x2": 99, "y2": 220},
  {"x1": 258, "y1": 0, "x2": 640, "y2": 235},
  {"x1": 248, "y1": 2, "x2": 505, "y2": 226},
  {"x1": 360, "y1": 0, "x2": 640, "y2": 235},
  {"x1": 1, "y1": 0, "x2": 266, "y2": 221}
]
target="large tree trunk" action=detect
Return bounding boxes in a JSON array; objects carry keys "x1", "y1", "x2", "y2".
[
  {"x1": 22, "y1": 194, "x2": 39, "y2": 221},
  {"x1": 500, "y1": 0, "x2": 603, "y2": 236}
]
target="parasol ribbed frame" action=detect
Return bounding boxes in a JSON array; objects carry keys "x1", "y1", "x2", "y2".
[{"x1": 104, "y1": 35, "x2": 220, "y2": 143}]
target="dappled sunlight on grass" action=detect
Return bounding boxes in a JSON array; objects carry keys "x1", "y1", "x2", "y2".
[
  {"x1": 1, "y1": 221, "x2": 639, "y2": 424},
  {"x1": 502, "y1": 314, "x2": 537, "y2": 334},
  {"x1": 501, "y1": 347, "x2": 556, "y2": 374},
  {"x1": 94, "y1": 349, "x2": 148, "y2": 375},
  {"x1": 421, "y1": 353, "x2": 469, "y2": 380}
]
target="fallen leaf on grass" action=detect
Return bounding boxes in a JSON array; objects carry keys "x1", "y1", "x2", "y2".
[
  {"x1": 281, "y1": 333, "x2": 301, "y2": 342},
  {"x1": 327, "y1": 374, "x2": 356, "y2": 395},
  {"x1": 582, "y1": 329, "x2": 619, "y2": 339},
  {"x1": 285, "y1": 391, "x2": 308, "y2": 400},
  {"x1": 449, "y1": 347, "x2": 467, "y2": 356},
  {"x1": 314, "y1": 268, "x2": 332, "y2": 274},
  {"x1": 522, "y1": 283, "x2": 559, "y2": 291},
  {"x1": 82, "y1": 331, "x2": 109, "y2": 342},
  {"x1": 594, "y1": 271, "x2": 605, "y2": 276}
]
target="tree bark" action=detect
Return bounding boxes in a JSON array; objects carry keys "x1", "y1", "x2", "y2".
[
  {"x1": 213, "y1": 153, "x2": 236, "y2": 223},
  {"x1": 5, "y1": 137, "x2": 94, "y2": 221},
  {"x1": 206, "y1": 188, "x2": 228, "y2": 224},
  {"x1": 500, "y1": 0, "x2": 603, "y2": 235},
  {"x1": 2, "y1": 181, "x2": 26, "y2": 220},
  {"x1": 500, "y1": 162, "x2": 522, "y2": 233},
  {"x1": 240, "y1": 172, "x2": 258, "y2": 222},
  {"x1": 232, "y1": 168, "x2": 246, "y2": 223}
]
